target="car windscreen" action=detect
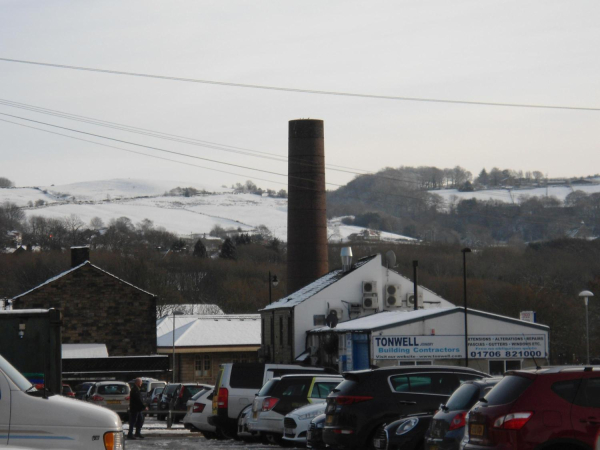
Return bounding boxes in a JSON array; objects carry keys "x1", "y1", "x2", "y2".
[
  {"x1": 98, "y1": 384, "x2": 129, "y2": 395},
  {"x1": 0, "y1": 354, "x2": 34, "y2": 391},
  {"x1": 445, "y1": 383, "x2": 480, "y2": 411},
  {"x1": 258, "y1": 379, "x2": 279, "y2": 396},
  {"x1": 484, "y1": 375, "x2": 533, "y2": 406}
]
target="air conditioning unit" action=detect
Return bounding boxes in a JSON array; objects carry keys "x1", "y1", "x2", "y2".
[
  {"x1": 328, "y1": 307, "x2": 344, "y2": 320},
  {"x1": 362, "y1": 293, "x2": 379, "y2": 309},
  {"x1": 406, "y1": 292, "x2": 424, "y2": 308},
  {"x1": 363, "y1": 281, "x2": 377, "y2": 294},
  {"x1": 384, "y1": 285, "x2": 402, "y2": 309}
]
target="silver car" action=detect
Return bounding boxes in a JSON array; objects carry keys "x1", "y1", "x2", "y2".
[{"x1": 86, "y1": 381, "x2": 131, "y2": 420}]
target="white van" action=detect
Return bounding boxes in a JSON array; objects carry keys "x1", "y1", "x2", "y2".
[{"x1": 0, "y1": 354, "x2": 124, "y2": 449}]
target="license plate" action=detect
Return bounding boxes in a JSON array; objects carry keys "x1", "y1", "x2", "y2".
[
  {"x1": 470, "y1": 424, "x2": 484, "y2": 436},
  {"x1": 307, "y1": 430, "x2": 312, "y2": 440},
  {"x1": 326, "y1": 415, "x2": 334, "y2": 425},
  {"x1": 107, "y1": 400, "x2": 121, "y2": 404},
  {"x1": 284, "y1": 427, "x2": 294, "y2": 436},
  {"x1": 373, "y1": 438, "x2": 382, "y2": 449}
]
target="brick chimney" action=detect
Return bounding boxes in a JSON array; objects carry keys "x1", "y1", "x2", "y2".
[{"x1": 71, "y1": 246, "x2": 90, "y2": 267}]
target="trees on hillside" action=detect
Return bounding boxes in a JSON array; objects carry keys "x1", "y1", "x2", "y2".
[{"x1": 0, "y1": 177, "x2": 14, "y2": 188}]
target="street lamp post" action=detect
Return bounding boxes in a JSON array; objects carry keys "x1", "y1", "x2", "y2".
[
  {"x1": 462, "y1": 248, "x2": 472, "y2": 368},
  {"x1": 579, "y1": 290, "x2": 594, "y2": 365},
  {"x1": 268, "y1": 271, "x2": 279, "y2": 304},
  {"x1": 168, "y1": 309, "x2": 184, "y2": 429}
]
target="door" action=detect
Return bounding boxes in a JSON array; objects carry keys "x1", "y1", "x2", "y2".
[
  {"x1": 571, "y1": 375, "x2": 600, "y2": 447},
  {"x1": 352, "y1": 335, "x2": 369, "y2": 370},
  {"x1": 0, "y1": 370, "x2": 11, "y2": 445}
]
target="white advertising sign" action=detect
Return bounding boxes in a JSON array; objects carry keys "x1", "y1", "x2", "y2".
[{"x1": 372, "y1": 334, "x2": 547, "y2": 360}]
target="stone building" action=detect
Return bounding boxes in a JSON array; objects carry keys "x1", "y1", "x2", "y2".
[
  {"x1": 157, "y1": 314, "x2": 260, "y2": 384},
  {"x1": 11, "y1": 247, "x2": 157, "y2": 356}
]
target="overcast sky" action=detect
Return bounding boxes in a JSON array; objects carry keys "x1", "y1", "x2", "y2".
[{"x1": 1, "y1": 0, "x2": 599, "y2": 190}]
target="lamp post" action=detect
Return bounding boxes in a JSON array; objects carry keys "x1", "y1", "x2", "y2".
[
  {"x1": 268, "y1": 271, "x2": 279, "y2": 304},
  {"x1": 171, "y1": 310, "x2": 185, "y2": 383},
  {"x1": 462, "y1": 248, "x2": 472, "y2": 368},
  {"x1": 579, "y1": 290, "x2": 594, "y2": 365}
]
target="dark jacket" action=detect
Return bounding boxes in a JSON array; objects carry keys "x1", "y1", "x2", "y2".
[{"x1": 129, "y1": 384, "x2": 145, "y2": 413}]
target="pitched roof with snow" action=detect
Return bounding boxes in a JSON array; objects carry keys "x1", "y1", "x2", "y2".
[
  {"x1": 11, "y1": 261, "x2": 156, "y2": 301},
  {"x1": 261, "y1": 255, "x2": 377, "y2": 311},
  {"x1": 62, "y1": 343, "x2": 109, "y2": 359},
  {"x1": 157, "y1": 314, "x2": 261, "y2": 348},
  {"x1": 309, "y1": 306, "x2": 549, "y2": 332}
]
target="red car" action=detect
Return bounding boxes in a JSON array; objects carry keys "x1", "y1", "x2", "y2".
[
  {"x1": 464, "y1": 366, "x2": 600, "y2": 450},
  {"x1": 62, "y1": 383, "x2": 75, "y2": 397}
]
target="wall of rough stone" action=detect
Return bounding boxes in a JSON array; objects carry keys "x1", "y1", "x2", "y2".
[{"x1": 13, "y1": 263, "x2": 157, "y2": 356}]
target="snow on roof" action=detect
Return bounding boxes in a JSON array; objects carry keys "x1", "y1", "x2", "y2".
[
  {"x1": 158, "y1": 304, "x2": 224, "y2": 316},
  {"x1": 62, "y1": 343, "x2": 109, "y2": 359},
  {"x1": 157, "y1": 314, "x2": 261, "y2": 348},
  {"x1": 0, "y1": 309, "x2": 50, "y2": 314},
  {"x1": 11, "y1": 261, "x2": 156, "y2": 301},
  {"x1": 310, "y1": 306, "x2": 549, "y2": 332},
  {"x1": 262, "y1": 255, "x2": 377, "y2": 311}
]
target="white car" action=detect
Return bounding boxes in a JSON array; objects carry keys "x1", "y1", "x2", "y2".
[
  {"x1": 283, "y1": 402, "x2": 326, "y2": 444},
  {"x1": 0, "y1": 353, "x2": 123, "y2": 449},
  {"x1": 182, "y1": 386, "x2": 219, "y2": 439}
]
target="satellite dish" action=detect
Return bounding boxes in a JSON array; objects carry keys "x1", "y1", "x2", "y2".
[
  {"x1": 385, "y1": 250, "x2": 397, "y2": 268},
  {"x1": 325, "y1": 312, "x2": 338, "y2": 329}
]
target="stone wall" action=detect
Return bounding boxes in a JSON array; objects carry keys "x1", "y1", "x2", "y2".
[
  {"x1": 261, "y1": 310, "x2": 294, "y2": 364},
  {"x1": 13, "y1": 263, "x2": 156, "y2": 356}
]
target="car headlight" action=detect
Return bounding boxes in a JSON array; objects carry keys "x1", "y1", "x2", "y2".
[
  {"x1": 104, "y1": 431, "x2": 124, "y2": 450},
  {"x1": 395, "y1": 417, "x2": 419, "y2": 435},
  {"x1": 316, "y1": 421, "x2": 325, "y2": 429},
  {"x1": 298, "y1": 410, "x2": 322, "y2": 421}
]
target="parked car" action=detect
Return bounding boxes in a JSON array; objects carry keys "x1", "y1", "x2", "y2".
[
  {"x1": 62, "y1": 383, "x2": 75, "y2": 398},
  {"x1": 425, "y1": 377, "x2": 501, "y2": 450},
  {"x1": 463, "y1": 366, "x2": 600, "y2": 450},
  {"x1": 0, "y1": 353, "x2": 123, "y2": 449},
  {"x1": 237, "y1": 404, "x2": 261, "y2": 442},
  {"x1": 148, "y1": 385, "x2": 165, "y2": 416},
  {"x1": 307, "y1": 414, "x2": 327, "y2": 449},
  {"x1": 128, "y1": 377, "x2": 166, "y2": 405},
  {"x1": 159, "y1": 382, "x2": 211, "y2": 422},
  {"x1": 323, "y1": 365, "x2": 489, "y2": 450},
  {"x1": 182, "y1": 387, "x2": 221, "y2": 439},
  {"x1": 374, "y1": 412, "x2": 434, "y2": 450},
  {"x1": 209, "y1": 362, "x2": 331, "y2": 438},
  {"x1": 74, "y1": 381, "x2": 95, "y2": 400},
  {"x1": 86, "y1": 381, "x2": 131, "y2": 421},
  {"x1": 247, "y1": 373, "x2": 342, "y2": 444},
  {"x1": 283, "y1": 401, "x2": 327, "y2": 445}
]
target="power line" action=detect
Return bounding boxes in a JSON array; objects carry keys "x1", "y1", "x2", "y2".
[
  {"x1": 1, "y1": 57, "x2": 599, "y2": 112},
  {"x1": 0, "y1": 113, "x2": 586, "y2": 228}
]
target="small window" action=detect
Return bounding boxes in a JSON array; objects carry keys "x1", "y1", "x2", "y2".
[
  {"x1": 314, "y1": 315, "x2": 326, "y2": 326},
  {"x1": 574, "y1": 378, "x2": 600, "y2": 408},
  {"x1": 552, "y1": 379, "x2": 581, "y2": 404},
  {"x1": 195, "y1": 355, "x2": 211, "y2": 377},
  {"x1": 280, "y1": 317, "x2": 283, "y2": 345},
  {"x1": 288, "y1": 317, "x2": 293, "y2": 346}
]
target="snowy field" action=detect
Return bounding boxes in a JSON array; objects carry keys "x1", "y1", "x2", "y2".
[
  {"x1": 1, "y1": 179, "x2": 416, "y2": 242},
  {"x1": 433, "y1": 184, "x2": 600, "y2": 205}
]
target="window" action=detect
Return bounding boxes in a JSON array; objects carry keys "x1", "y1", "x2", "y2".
[
  {"x1": 390, "y1": 373, "x2": 460, "y2": 395},
  {"x1": 574, "y1": 378, "x2": 600, "y2": 408},
  {"x1": 485, "y1": 375, "x2": 533, "y2": 406},
  {"x1": 98, "y1": 384, "x2": 129, "y2": 395},
  {"x1": 552, "y1": 379, "x2": 581, "y2": 403},
  {"x1": 231, "y1": 352, "x2": 251, "y2": 363},
  {"x1": 310, "y1": 382, "x2": 340, "y2": 399},
  {"x1": 288, "y1": 317, "x2": 293, "y2": 346},
  {"x1": 195, "y1": 355, "x2": 211, "y2": 378},
  {"x1": 313, "y1": 315, "x2": 326, "y2": 326},
  {"x1": 280, "y1": 317, "x2": 283, "y2": 345},
  {"x1": 489, "y1": 360, "x2": 521, "y2": 376}
]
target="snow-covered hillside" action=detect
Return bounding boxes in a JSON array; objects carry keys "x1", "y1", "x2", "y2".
[
  {"x1": 433, "y1": 184, "x2": 600, "y2": 205},
  {"x1": 2, "y1": 179, "x2": 414, "y2": 243}
]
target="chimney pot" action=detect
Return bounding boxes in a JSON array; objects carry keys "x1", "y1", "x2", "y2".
[{"x1": 71, "y1": 246, "x2": 90, "y2": 267}]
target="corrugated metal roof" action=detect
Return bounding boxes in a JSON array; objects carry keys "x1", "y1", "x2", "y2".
[{"x1": 309, "y1": 306, "x2": 549, "y2": 332}]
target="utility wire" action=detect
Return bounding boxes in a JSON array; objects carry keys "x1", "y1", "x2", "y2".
[
  {"x1": 0, "y1": 115, "x2": 583, "y2": 228},
  {"x1": 1, "y1": 57, "x2": 599, "y2": 112}
]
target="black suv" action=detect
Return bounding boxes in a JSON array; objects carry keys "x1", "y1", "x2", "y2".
[{"x1": 323, "y1": 366, "x2": 489, "y2": 449}]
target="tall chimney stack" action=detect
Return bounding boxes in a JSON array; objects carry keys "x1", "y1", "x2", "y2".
[{"x1": 287, "y1": 119, "x2": 329, "y2": 294}]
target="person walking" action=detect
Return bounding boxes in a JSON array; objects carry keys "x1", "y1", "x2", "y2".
[{"x1": 128, "y1": 378, "x2": 148, "y2": 440}]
